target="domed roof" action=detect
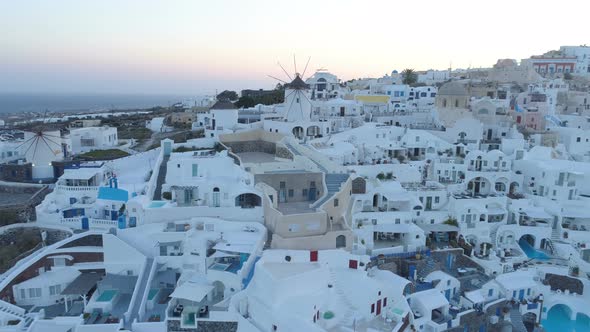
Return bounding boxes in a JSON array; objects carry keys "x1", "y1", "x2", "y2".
[{"x1": 438, "y1": 81, "x2": 469, "y2": 96}]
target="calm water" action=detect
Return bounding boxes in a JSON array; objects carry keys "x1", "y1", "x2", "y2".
[
  {"x1": 542, "y1": 305, "x2": 590, "y2": 332},
  {"x1": 0, "y1": 93, "x2": 191, "y2": 114},
  {"x1": 518, "y1": 237, "x2": 550, "y2": 260}
]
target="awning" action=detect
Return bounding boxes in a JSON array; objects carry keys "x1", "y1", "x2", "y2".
[
  {"x1": 170, "y1": 281, "x2": 213, "y2": 302},
  {"x1": 521, "y1": 207, "x2": 552, "y2": 219},
  {"x1": 61, "y1": 273, "x2": 103, "y2": 296},
  {"x1": 213, "y1": 242, "x2": 253, "y2": 254},
  {"x1": 487, "y1": 206, "x2": 506, "y2": 215},
  {"x1": 209, "y1": 251, "x2": 240, "y2": 259},
  {"x1": 418, "y1": 224, "x2": 459, "y2": 233}
]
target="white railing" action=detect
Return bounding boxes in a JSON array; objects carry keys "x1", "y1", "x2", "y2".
[{"x1": 56, "y1": 185, "x2": 99, "y2": 192}]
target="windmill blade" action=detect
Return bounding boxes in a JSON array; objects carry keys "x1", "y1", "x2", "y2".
[
  {"x1": 278, "y1": 62, "x2": 293, "y2": 81},
  {"x1": 31, "y1": 137, "x2": 41, "y2": 160},
  {"x1": 23, "y1": 137, "x2": 37, "y2": 156},
  {"x1": 41, "y1": 132, "x2": 61, "y2": 139},
  {"x1": 284, "y1": 88, "x2": 297, "y2": 101},
  {"x1": 284, "y1": 91, "x2": 297, "y2": 120},
  {"x1": 40, "y1": 136, "x2": 60, "y2": 156},
  {"x1": 15, "y1": 135, "x2": 37, "y2": 149},
  {"x1": 42, "y1": 135, "x2": 61, "y2": 149},
  {"x1": 293, "y1": 54, "x2": 297, "y2": 74},
  {"x1": 267, "y1": 75, "x2": 288, "y2": 84},
  {"x1": 298, "y1": 91, "x2": 305, "y2": 119},
  {"x1": 301, "y1": 56, "x2": 312, "y2": 79}
]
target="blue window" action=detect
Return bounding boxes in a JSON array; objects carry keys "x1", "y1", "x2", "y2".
[
  {"x1": 192, "y1": 164, "x2": 198, "y2": 177},
  {"x1": 488, "y1": 289, "x2": 493, "y2": 297},
  {"x1": 400, "y1": 91, "x2": 405, "y2": 97},
  {"x1": 527, "y1": 288, "x2": 531, "y2": 295},
  {"x1": 512, "y1": 291, "x2": 516, "y2": 298}
]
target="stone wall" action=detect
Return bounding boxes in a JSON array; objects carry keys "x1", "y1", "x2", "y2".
[
  {"x1": 275, "y1": 145, "x2": 293, "y2": 160},
  {"x1": 543, "y1": 273, "x2": 583, "y2": 295},
  {"x1": 167, "y1": 320, "x2": 238, "y2": 332},
  {"x1": 0, "y1": 184, "x2": 50, "y2": 225},
  {"x1": 223, "y1": 140, "x2": 275, "y2": 154},
  {"x1": 58, "y1": 234, "x2": 103, "y2": 248},
  {"x1": 351, "y1": 177, "x2": 366, "y2": 194},
  {"x1": 0, "y1": 163, "x2": 32, "y2": 182}
]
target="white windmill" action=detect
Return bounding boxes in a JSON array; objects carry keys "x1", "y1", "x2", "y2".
[
  {"x1": 16, "y1": 112, "x2": 64, "y2": 179},
  {"x1": 268, "y1": 56, "x2": 315, "y2": 123}
]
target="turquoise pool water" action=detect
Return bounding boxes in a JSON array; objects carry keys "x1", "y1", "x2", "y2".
[
  {"x1": 518, "y1": 238, "x2": 550, "y2": 260},
  {"x1": 542, "y1": 305, "x2": 590, "y2": 332},
  {"x1": 149, "y1": 201, "x2": 166, "y2": 208},
  {"x1": 97, "y1": 290, "x2": 117, "y2": 302},
  {"x1": 148, "y1": 288, "x2": 158, "y2": 300}
]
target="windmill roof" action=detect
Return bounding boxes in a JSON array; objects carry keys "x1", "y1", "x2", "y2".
[
  {"x1": 210, "y1": 100, "x2": 237, "y2": 110},
  {"x1": 285, "y1": 75, "x2": 310, "y2": 90}
]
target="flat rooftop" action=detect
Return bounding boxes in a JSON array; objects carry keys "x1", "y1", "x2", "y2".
[
  {"x1": 236, "y1": 152, "x2": 277, "y2": 163},
  {"x1": 276, "y1": 201, "x2": 316, "y2": 215}
]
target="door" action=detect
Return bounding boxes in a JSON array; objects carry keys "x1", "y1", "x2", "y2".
[
  {"x1": 445, "y1": 289, "x2": 451, "y2": 300},
  {"x1": 408, "y1": 265, "x2": 416, "y2": 280},
  {"x1": 212, "y1": 192, "x2": 220, "y2": 207},
  {"x1": 487, "y1": 129, "x2": 492, "y2": 140},
  {"x1": 518, "y1": 289, "x2": 525, "y2": 300},
  {"x1": 426, "y1": 197, "x2": 432, "y2": 210},
  {"x1": 348, "y1": 259, "x2": 358, "y2": 269},
  {"x1": 308, "y1": 181, "x2": 316, "y2": 201},
  {"x1": 310, "y1": 251, "x2": 318, "y2": 262},
  {"x1": 376, "y1": 299, "x2": 382, "y2": 315},
  {"x1": 212, "y1": 119, "x2": 216, "y2": 129},
  {"x1": 279, "y1": 181, "x2": 287, "y2": 203},
  {"x1": 340, "y1": 107, "x2": 345, "y2": 117}
]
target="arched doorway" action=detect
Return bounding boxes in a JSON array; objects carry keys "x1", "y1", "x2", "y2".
[
  {"x1": 520, "y1": 234, "x2": 535, "y2": 248},
  {"x1": 306, "y1": 126, "x2": 320, "y2": 138},
  {"x1": 336, "y1": 235, "x2": 346, "y2": 248},
  {"x1": 235, "y1": 193, "x2": 261, "y2": 208},
  {"x1": 212, "y1": 280, "x2": 225, "y2": 302},
  {"x1": 292, "y1": 126, "x2": 304, "y2": 139},
  {"x1": 212, "y1": 187, "x2": 221, "y2": 207},
  {"x1": 467, "y1": 177, "x2": 491, "y2": 196}
]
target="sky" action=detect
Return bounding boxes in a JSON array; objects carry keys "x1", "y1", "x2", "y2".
[{"x1": 1, "y1": 0, "x2": 589, "y2": 96}]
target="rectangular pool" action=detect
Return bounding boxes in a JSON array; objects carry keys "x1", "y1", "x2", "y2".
[{"x1": 97, "y1": 290, "x2": 118, "y2": 302}]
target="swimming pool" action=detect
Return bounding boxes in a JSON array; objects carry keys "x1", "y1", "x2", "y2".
[
  {"x1": 210, "y1": 263, "x2": 230, "y2": 271},
  {"x1": 542, "y1": 305, "x2": 590, "y2": 332},
  {"x1": 97, "y1": 290, "x2": 118, "y2": 302},
  {"x1": 149, "y1": 201, "x2": 166, "y2": 208},
  {"x1": 148, "y1": 289, "x2": 159, "y2": 301},
  {"x1": 518, "y1": 238, "x2": 550, "y2": 260}
]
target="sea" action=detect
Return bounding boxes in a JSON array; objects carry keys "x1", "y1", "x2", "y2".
[{"x1": 0, "y1": 93, "x2": 194, "y2": 114}]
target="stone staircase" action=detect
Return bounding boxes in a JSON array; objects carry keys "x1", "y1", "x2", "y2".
[
  {"x1": 417, "y1": 257, "x2": 439, "y2": 280},
  {"x1": 329, "y1": 269, "x2": 357, "y2": 326},
  {"x1": 551, "y1": 227, "x2": 562, "y2": 242},
  {"x1": 509, "y1": 307, "x2": 527, "y2": 332},
  {"x1": 152, "y1": 155, "x2": 169, "y2": 200},
  {"x1": 0, "y1": 300, "x2": 33, "y2": 330},
  {"x1": 311, "y1": 173, "x2": 349, "y2": 208}
]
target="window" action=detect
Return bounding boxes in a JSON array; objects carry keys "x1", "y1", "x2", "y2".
[
  {"x1": 20, "y1": 289, "x2": 25, "y2": 299},
  {"x1": 288, "y1": 189, "x2": 294, "y2": 197},
  {"x1": 49, "y1": 285, "x2": 62, "y2": 295},
  {"x1": 334, "y1": 199, "x2": 339, "y2": 207},
  {"x1": 28, "y1": 288, "x2": 41, "y2": 298},
  {"x1": 192, "y1": 164, "x2": 198, "y2": 176},
  {"x1": 488, "y1": 289, "x2": 493, "y2": 297},
  {"x1": 177, "y1": 164, "x2": 180, "y2": 168},
  {"x1": 577, "y1": 137, "x2": 581, "y2": 142},
  {"x1": 302, "y1": 189, "x2": 308, "y2": 197},
  {"x1": 435, "y1": 197, "x2": 440, "y2": 203}
]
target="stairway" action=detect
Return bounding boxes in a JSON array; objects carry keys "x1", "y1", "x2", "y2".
[
  {"x1": 152, "y1": 155, "x2": 169, "y2": 200},
  {"x1": 311, "y1": 174, "x2": 349, "y2": 208},
  {"x1": 551, "y1": 227, "x2": 562, "y2": 242},
  {"x1": 0, "y1": 300, "x2": 32, "y2": 330},
  {"x1": 509, "y1": 307, "x2": 527, "y2": 332},
  {"x1": 329, "y1": 269, "x2": 357, "y2": 326},
  {"x1": 416, "y1": 257, "x2": 438, "y2": 280}
]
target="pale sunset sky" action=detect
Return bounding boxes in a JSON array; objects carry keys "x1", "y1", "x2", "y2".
[{"x1": 0, "y1": 0, "x2": 588, "y2": 95}]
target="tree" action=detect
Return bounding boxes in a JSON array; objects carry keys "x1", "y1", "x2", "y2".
[
  {"x1": 402, "y1": 69, "x2": 418, "y2": 85},
  {"x1": 217, "y1": 90, "x2": 238, "y2": 101},
  {"x1": 564, "y1": 72, "x2": 573, "y2": 80},
  {"x1": 235, "y1": 96, "x2": 256, "y2": 108}
]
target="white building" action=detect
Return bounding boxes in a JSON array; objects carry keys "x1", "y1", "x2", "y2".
[{"x1": 68, "y1": 126, "x2": 118, "y2": 155}]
